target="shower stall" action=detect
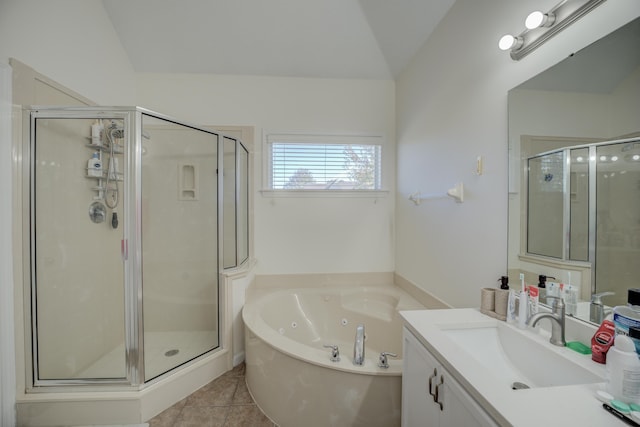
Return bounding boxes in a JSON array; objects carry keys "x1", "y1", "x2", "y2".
[{"x1": 22, "y1": 106, "x2": 249, "y2": 396}]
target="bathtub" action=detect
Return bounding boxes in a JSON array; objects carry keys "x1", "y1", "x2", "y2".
[{"x1": 242, "y1": 285, "x2": 425, "y2": 427}]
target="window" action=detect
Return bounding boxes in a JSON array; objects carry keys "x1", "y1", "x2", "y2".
[{"x1": 265, "y1": 133, "x2": 382, "y2": 191}]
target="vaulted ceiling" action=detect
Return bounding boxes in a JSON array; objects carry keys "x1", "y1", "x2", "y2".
[{"x1": 102, "y1": 0, "x2": 456, "y2": 79}]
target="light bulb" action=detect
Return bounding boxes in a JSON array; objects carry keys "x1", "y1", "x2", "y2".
[
  {"x1": 525, "y1": 11, "x2": 555, "y2": 29},
  {"x1": 498, "y1": 34, "x2": 522, "y2": 51},
  {"x1": 633, "y1": 154, "x2": 640, "y2": 161},
  {"x1": 611, "y1": 156, "x2": 618, "y2": 161}
]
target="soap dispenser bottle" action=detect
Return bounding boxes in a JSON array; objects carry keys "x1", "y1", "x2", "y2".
[
  {"x1": 537, "y1": 275, "x2": 555, "y2": 303},
  {"x1": 607, "y1": 334, "x2": 640, "y2": 404}
]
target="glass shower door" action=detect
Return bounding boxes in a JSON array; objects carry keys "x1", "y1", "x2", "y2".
[
  {"x1": 32, "y1": 114, "x2": 127, "y2": 382},
  {"x1": 527, "y1": 151, "x2": 565, "y2": 258},
  {"x1": 140, "y1": 114, "x2": 220, "y2": 381},
  {"x1": 595, "y1": 141, "x2": 640, "y2": 300}
]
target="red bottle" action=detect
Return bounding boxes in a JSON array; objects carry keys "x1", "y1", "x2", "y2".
[{"x1": 591, "y1": 320, "x2": 616, "y2": 364}]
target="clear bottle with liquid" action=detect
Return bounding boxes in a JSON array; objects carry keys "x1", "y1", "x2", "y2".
[{"x1": 613, "y1": 288, "x2": 640, "y2": 355}]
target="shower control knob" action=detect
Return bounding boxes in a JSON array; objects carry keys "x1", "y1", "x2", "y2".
[
  {"x1": 378, "y1": 352, "x2": 397, "y2": 369},
  {"x1": 323, "y1": 344, "x2": 341, "y2": 362},
  {"x1": 88, "y1": 201, "x2": 106, "y2": 224}
]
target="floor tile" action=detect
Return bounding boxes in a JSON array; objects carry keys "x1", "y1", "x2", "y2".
[
  {"x1": 185, "y1": 375, "x2": 239, "y2": 407},
  {"x1": 147, "y1": 363, "x2": 275, "y2": 426},
  {"x1": 224, "y1": 405, "x2": 274, "y2": 427},
  {"x1": 174, "y1": 405, "x2": 229, "y2": 427},
  {"x1": 231, "y1": 379, "x2": 254, "y2": 405},
  {"x1": 148, "y1": 401, "x2": 184, "y2": 427}
]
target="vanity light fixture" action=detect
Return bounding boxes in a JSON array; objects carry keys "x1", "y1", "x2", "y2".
[
  {"x1": 525, "y1": 11, "x2": 556, "y2": 30},
  {"x1": 498, "y1": 34, "x2": 523, "y2": 51},
  {"x1": 499, "y1": 0, "x2": 608, "y2": 60}
]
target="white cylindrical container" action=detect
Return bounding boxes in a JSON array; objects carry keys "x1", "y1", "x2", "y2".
[
  {"x1": 518, "y1": 290, "x2": 528, "y2": 328},
  {"x1": 87, "y1": 152, "x2": 102, "y2": 177},
  {"x1": 91, "y1": 120, "x2": 103, "y2": 146},
  {"x1": 607, "y1": 335, "x2": 640, "y2": 404}
]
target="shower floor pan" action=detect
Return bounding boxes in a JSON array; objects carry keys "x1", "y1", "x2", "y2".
[{"x1": 77, "y1": 330, "x2": 219, "y2": 381}]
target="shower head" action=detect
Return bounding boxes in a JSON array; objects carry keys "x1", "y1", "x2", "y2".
[
  {"x1": 108, "y1": 128, "x2": 150, "y2": 140},
  {"x1": 110, "y1": 128, "x2": 125, "y2": 139}
]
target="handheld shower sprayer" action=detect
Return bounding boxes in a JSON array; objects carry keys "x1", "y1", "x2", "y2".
[{"x1": 104, "y1": 121, "x2": 122, "y2": 210}]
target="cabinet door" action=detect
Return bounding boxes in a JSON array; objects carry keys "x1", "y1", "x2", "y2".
[
  {"x1": 402, "y1": 328, "x2": 441, "y2": 427},
  {"x1": 438, "y1": 366, "x2": 498, "y2": 427}
]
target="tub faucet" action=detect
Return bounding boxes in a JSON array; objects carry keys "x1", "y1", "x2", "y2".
[
  {"x1": 353, "y1": 324, "x2": 365, "y2": 365},
  {"x1": 527, "y1": 296, "x2": 566, "y2": 347}
]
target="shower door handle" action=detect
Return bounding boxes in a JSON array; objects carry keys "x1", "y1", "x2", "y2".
[{"x1": 121, "y1": 239, "x2": 128, "y2": 261}]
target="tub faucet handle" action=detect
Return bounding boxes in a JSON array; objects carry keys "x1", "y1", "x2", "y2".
[
  {"x1": 378, "y1": 352, "x2": 398, "y2": 369},
  {"x1": 323, "y1": 344, "x2": 341, "y2": 362}
]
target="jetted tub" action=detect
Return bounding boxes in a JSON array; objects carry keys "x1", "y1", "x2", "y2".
[{"x1": 242, "y1": 285, "x2": 424, "y2": 427}]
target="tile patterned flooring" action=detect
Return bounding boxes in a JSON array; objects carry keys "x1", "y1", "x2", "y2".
[{"x1": 148, "y1": 363, "x2": 276, "y2": 427}]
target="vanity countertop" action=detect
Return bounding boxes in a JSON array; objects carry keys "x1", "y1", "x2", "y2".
[{"x1": 400, "y1": 308, "x2": 628, "y2": 427}]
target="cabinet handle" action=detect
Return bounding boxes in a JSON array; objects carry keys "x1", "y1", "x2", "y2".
[
  {"x1": 428, "y1": 368, "x2": 437, "y2": 400},
  {"x1": 434, "y1": 375, "x2": 444, "y2": 411}
]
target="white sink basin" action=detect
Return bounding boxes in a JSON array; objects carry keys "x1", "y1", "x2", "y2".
[{"x1": 441, "y1": 322, "x2": 602, "y2": 389}]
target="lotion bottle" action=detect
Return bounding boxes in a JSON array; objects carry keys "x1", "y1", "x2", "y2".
[
  {"x1": 507, "y1": 290, "x2": 517, "y2": 324},
  {"x1": 87, "y1": 152, "x2": 102, "y2": 177}
]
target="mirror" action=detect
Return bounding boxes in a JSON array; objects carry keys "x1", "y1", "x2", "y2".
[{"x1": 508, "y1": 17, "x2": 640, "y2": 323}]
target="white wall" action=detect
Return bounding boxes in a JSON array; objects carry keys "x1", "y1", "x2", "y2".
[
  {"x1": 0, "y1": 0, "x2": 136, "y2": 105},
  {"x1": 136, "y1": 73, "x2": 396, "y2": 275},
  {"x1": 395, "y1": 0, "x2": 640, "y2": 308}
]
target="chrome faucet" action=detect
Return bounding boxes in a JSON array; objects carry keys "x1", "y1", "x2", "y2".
[
  {"x1": 590, "y1": 291, "x2": 615, "y2": 324},
  {"x1": 527, "y1": 296, "x2": 566, "y2": 347},
  {"x1": 353, "y1": 324, "x2": 365, "y2": 365}
]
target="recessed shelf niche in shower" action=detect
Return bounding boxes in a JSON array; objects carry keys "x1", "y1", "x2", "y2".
[{"x1": 179, "y1": 162, "x2": 199, "y2": 201}]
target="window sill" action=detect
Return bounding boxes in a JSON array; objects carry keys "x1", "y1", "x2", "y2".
[{"x1": 260, "y1": 189, "x2": 389, "y2": 198}]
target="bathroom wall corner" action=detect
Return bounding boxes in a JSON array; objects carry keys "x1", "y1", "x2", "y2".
[{"x1": 393, "y1": 273, "x2": 452, "y2": 310}]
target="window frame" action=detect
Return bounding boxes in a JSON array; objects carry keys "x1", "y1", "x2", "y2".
[{"x1": 261, "y1": 131, "x2": 387, "y2": 197}]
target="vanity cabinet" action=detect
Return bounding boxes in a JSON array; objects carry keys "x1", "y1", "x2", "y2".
[{"x1": 402, "y1": 327, "x2": 497, "y2": 427}]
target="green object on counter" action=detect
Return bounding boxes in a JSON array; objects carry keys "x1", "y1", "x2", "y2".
[
  {"x1": 566, "y1": 341, "x2": 591, "y2": 354},
  {"x1": 611, "y1": 400, "x2": 631, "y2": 413}
]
